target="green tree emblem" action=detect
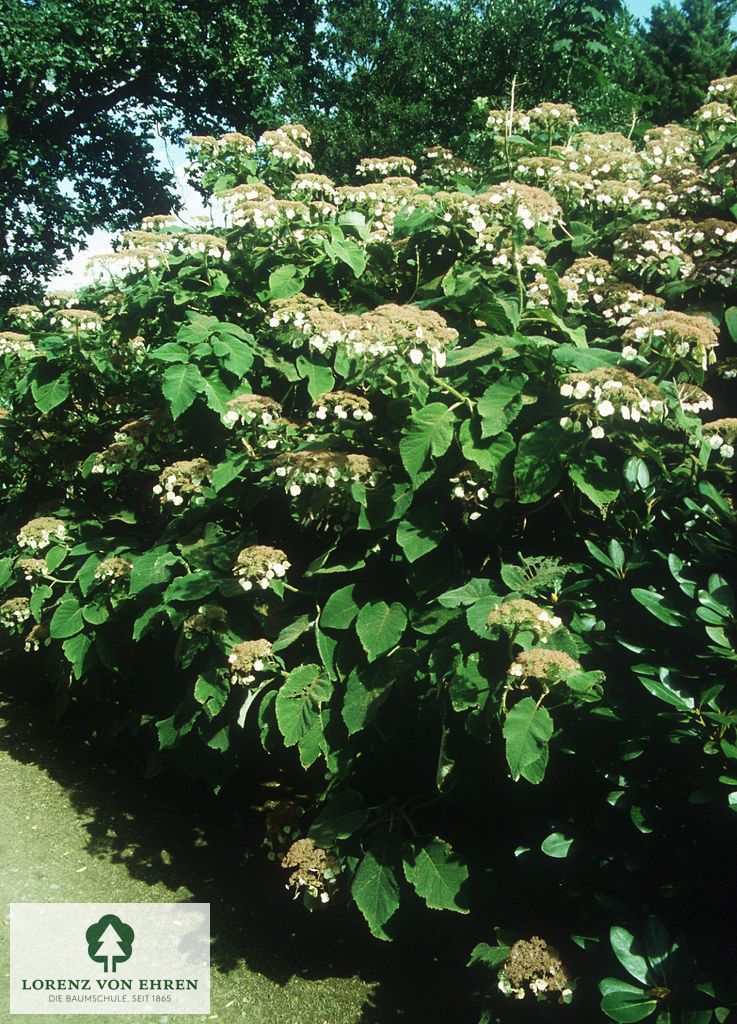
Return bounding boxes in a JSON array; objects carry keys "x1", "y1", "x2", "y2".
[{"x1": 85, "y1": 915, "x2": 135, "y2": 973}]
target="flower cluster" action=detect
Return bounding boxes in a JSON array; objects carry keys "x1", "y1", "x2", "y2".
[
  {"x1": 17, "y1": 558, "x2": 47, "y2": 582},
  {"x1": 275, "y1": 450, "x2": 383, "y2": 498},
  {"x1": 422, "y1": 146, "x2": 475, "y2": 180},
  {"x1": 349, "y1": 304, "x2": 459, "y2": 368},
  {"x1": 183, "y1": 605, "x2": 228, "y2": 638},
  {"x1": 508, "y1": 648, "x2": 582, "y2": 683},
  {"x1": 0, "y1": 596, "x2": 32, "y2": 633},
  {"x1": 139, "y1": 214, "x2": 181, "y2": 232},
  {"x1": 17, "y1": 517, "x2": 68, "y2": 551},
  {"x1": 42, "y1": 290, "x2": 77, "y2": 309},
  {"x1": 486, "y1": 109, "x2": 531, "y2": 134},
  {"x1": 449, "y1": 466, "x2": 491, "y2": 521},
  {"x1": 706, "y1": 75, "x2": 737, "y2": 103},
  {"x1": 528, "y1": 103, "x2": 579, "y2": 130},
  {"x1": 642, "y1": 124, "x2": 703, "y2": 169},
  {"x1": 7, "y1": 305, "x2": 42, "y2": 326},
  {"x1": 24, "y1": 622, "x2": 50, "y2": 653},
  {"x1": 356, "y1": 156, "x2": 416, "y2": 179},
  {"x1": 289, "y1": 173, "x2": 337, "y2": 202},
  {"x1": 152, "y1": 459, "x2": 213, "y2": 507},
  {"x1": 559, "y1": 368, "x2": 667, "y2": 437},
  {"x1": 703, "y1": 418, "x2": 737, "y2": 460},
  {"x1": 228, "y1": 638, "x2": 274, "y2": 686},
  {"x1": 622, "y1": 310, "x2": 719, "y2": 369},
  {"x1": 233, "y1": 545, "x2": 290, "y2": 592},
  {"x1": 487, "y1": 599, "x2": 562, "y2": 641},
  {"x1": 258, "y1": 127, "x2": 313, "y2": 169},
  {"x1": 94, "y1": 556, "x2": 133, "y2": 586},
  {"x1": 48, "y1": 308, "x2": 102, "y2": 332},
  {"x1": 336, "y1": 179, "x2": 430, "y2": 241},
  {"x1": 312, "y1": 391, "x2": 373, "y2": 425},
  {"x1": 222, "y1": 393, "x2": 282, "y2": 440},
  {"x1": 0, "y1": 331, "x2": 36, "y2": 357},
  {"x1": 281, "y1": 837, "x2": 340, "y2": 905},
  {"x1": 498, "y1": 937, "x2": 572, "y2": 1004}
]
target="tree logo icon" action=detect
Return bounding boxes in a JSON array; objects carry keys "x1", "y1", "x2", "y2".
[{"x1": 85, "y1": 915, "x2": 135, "y2": 973}]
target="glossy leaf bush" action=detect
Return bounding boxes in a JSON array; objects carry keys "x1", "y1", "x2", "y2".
[{"x1": 2, "y1": 90, "x2": 737, "y2": 1020}]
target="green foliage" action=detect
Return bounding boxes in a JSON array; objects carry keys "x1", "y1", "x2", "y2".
[{"x1": 2, "y1": 81, "x2": 737, "y2": 1021}]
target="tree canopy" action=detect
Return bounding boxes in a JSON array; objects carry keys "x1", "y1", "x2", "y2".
[{"x1": 0, "y1": 0, "x2": 320, "y2": 301}]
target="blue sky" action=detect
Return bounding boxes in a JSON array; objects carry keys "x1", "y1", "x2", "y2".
[{"x1": 626, "y1": 0, "x2": 655, "y2": 21}]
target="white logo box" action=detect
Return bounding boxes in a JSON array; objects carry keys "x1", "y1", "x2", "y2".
[{"x1": 10, "y1": 903, "x2": 210, "y2": 1015}]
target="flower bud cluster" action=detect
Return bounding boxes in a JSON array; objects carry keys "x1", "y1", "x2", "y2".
[
  {"x1": 24, "y1": 622, "x2": 50, "y2": 652},
  {"x1": 258, "y1": 128, "x2": 313, "y2": 169},
  {"x1": 702, "y1": 418, "x2": 737, "y2": 459},
  {"x1": 642, "y1": 125, "x2": 703, "y2": 169},
  {"x1": 42, "y1": 290, "x2": 77, "y2": 309},
  {"x1": 529, "y1": 103, "x2": 579, "y2": 129},
  {"x1": 222, "y1": 394, "x2": 282, "y2": 442},
  {"x1": 348, "y1": 304, "x2": 458, "y2": 368},
  {"x1": 559, "y1": 368, "x2": 667, "y2": 437},
  {"x1": 153, "y1": 458, "x2": 213, "y2": 507},
  {"x1": 48, "y1": 308, "x2": 103, "y2": 332},
  {"x1": 234, "y1": 545, "x2": 290, "y2": 592},
  {"x1": 0, "y1": 331, "x2": 36, "y2": 357},
  {"x1": 449, "y1": 467, "x2": 490, "y2": 521},
  {"x1": 486, "y1": 109, "x2": 532, "y2": 134},
  {"x1": 275, "y1": 450, "x2": 383, "y2": 498},
  {"x1": 498, "y1": 937, "x2": 573, "y2": 1004},
  {"x1": 7, "y1": 305, "x2": 42, "y2": 326},
  {"x1": 228, "y1": 638, "x2": 274, "y2": 685},
  {"x1": 94, "y1": 556, "x2": 133, "y2": 586},
  {"x1": 289, "y1": 173, "x2": 337, "y2": 202},
  {"x1": 0, "y1": 596, "x2": 32, "y2": 633},
  {"x1": 675, "y1": 383, "x2": 714, "y2": 415},
  {"x1": 488, "y1": 599, "x2": 562, "y2": 642},
  {"x1": 356, "y1": 156, "x2": 416, "y2": 179},
  {"x1": 623, "y1": 310, "x2": 718, "y2": 369},
  {"x1": 18, "y1": 558, "x2": 47, "y2": 582},
  {"x1": 707, "y1": 75, "x2": 737, "y2": 103},
  {"x1": 281, "y1": 837, "x2": 340, "y2": 905},
  {"x1": 183, "y1": 604, "x2": 228, "y2": 638},
  {"x1": 17, "y1": 517, "x2": 68, "y2": 551},
  {"x1": 508, "y1": 648, "x2": 581, "y2": 682},
  {"x1": 312, "y1": 391, "x2": 373, "y2": 425},
  {"x1": 696, "y1": 102, "x2": 737, "y2": 130}
]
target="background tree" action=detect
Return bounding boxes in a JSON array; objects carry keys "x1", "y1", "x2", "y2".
[
  {"x1": 636, "y1": 0, "x2": 737, "y2": 123},
  {"x1": 0, "y1": 0, "x2": 321, "y2": 303},
  {"x1": 306, "y1": 0, "x2": 641, "y2": 178}
]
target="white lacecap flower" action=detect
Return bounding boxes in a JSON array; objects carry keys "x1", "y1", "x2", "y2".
[{"x1": 591, "y1": 425, "x2": 605, "y2": 439}]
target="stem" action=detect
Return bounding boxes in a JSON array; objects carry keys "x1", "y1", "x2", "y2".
[{"x1": 432, "y1": 377, "x2": 474, "y2": 409}]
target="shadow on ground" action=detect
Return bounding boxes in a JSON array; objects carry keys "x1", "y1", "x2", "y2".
[{"x1": 0, "y1": 673, "x2": 472, "y2": 1023}]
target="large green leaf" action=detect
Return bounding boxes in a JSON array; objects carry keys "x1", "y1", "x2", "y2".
[
  {"x1": 631, "y1": 589, "x2": 684, "y2": 627},
  {"x1": 50, "y1": 596, "x2": 84, "y2": 639},
  {"x1": 275, "y1": 664, "x2": 332, "y2": 767},
  {"x1": 356, "y1": 601, "x2": 407, "y2": 662},
  {"x1": 309, "y1": 790, "x2": 368, "y2": 846},
  {"x1": 503, "y1": 697, "x2": 554, "y2": 783},
  {"x1": 268, "y1": 264, "x2": 305, "y2": 299},
  {"x1": 320, "y1": 584, "x2": 359, "y2": 631},
  {"x1": 162, "y1": 363, "x2": 206, "y2": 419},
  {"x1": 396, "y1": 510, "x2": 443, "y2": 562},
  {"x1": 515, "y1": 420, "x2": 571, "y2": 503},
  {"x1": 600, "y1": 979, "x2": 658, "y2": 1023},
  {"x1": 610, "y1": 927, "x2": 652, "y2": 985},
  {"x1": 32, "y1": 373, "x2": 71, "y2": 413},
  {"x1": 403, "y1": 838, "x2": 469, "y2": 913},
  {"x1": 212, "y1": 334, "x2": 254, "y2": 376},
  {"x1": 477, "y1": 374, "x2": 527, "y2": 437},
  {"x1": 399, "y1": 403, "x2": 456, "y2": 485},
  {"x1": 351, "y1": 836, "x2": 402, "y2": 940}
]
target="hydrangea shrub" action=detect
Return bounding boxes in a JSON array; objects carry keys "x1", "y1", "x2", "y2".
[{"x1": 2, "y1": 89, "x2": 737, "y2": 1020}]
